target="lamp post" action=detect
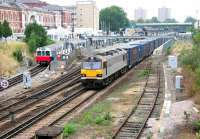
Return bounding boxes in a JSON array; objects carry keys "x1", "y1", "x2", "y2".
[{"x1": 71, "y1": 12, "x2": 75, "y2": 38}]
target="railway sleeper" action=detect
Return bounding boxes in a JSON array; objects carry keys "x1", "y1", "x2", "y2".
[
  {"x1": 120, "y1": 129, "x2": 140, "y2": 133},
  {"x1": 143, "y1": 93, "x2": 157, "y2": 97},
  {"x1": 122, "y1": 126, "x2": 141, "y2": 131},
  {"x1": 145, "y1": 88, "x2": 158, "y2": 92},
  {"x1": 136, "y1": 105, "x2": 152, "y2": 110},
  {"x1": 117, "y1": 132, "x2": 138, "y2": 138}
]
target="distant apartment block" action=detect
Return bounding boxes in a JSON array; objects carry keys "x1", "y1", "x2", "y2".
[
  {"x1": 76, "y1": 1, "x2": 99, "y2": 30},
  {"x1": 134, "y1": 8, "x2": 147, "y2": 21},
  {"x1": 158, "y1": 7, "x2": 171, "y2": 22},
  {"x1": 0, "y1": 0, "x2": 100, "y2": 33}
]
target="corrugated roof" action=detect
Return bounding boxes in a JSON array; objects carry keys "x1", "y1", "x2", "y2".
[{"x1": 9, "y1": 0, "x2": 42, "y2": 3}]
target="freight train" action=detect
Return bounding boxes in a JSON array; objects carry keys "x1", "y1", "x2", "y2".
[{"x1": 81, "y1": 37, "x2": 170, "y2": 88}]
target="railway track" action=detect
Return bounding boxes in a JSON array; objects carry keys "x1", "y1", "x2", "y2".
[
  {"x1": 0, "y1": 84, "x2": 87, "y2": 139},
  {"x1": 0, "y1": 66, "x2": 80, "y2": 109},
  {"x1": 0, "y1": 65, "x2": 47, "y2": 91},
  {"x1": 112, "y1": 65, "x2": 161, "y2": 139},
  {"x1": 0, "y1": 69, "x2": 81, "y2": 124}
]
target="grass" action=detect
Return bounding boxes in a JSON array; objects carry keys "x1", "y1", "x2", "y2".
[
  {"x1": 0, "y1": 41, "x2": 32, "y2": 76},
  {"x1": 137, "y1": 69, "x2": 151, "y2": 79},
  {"x1": 63, "y1": 102, "x2": 112, "y2": 138},
  {"x1": 63, "y1": 122, "x2": 77, "y2": 137}
]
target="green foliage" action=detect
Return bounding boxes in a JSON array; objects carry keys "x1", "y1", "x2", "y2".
[
  {"x1": 104, "y1": 112, "x2": 112, "y2": 121},
  {"x1": 180, "y1": 46, "x2": 200, "y2": 71},
  {"x1": 137, "y1": 19, "x2": 145, "y2": 23},
  {"x1": 63, "y1": 123, "x2": 77, "y2": 137},
  {"x1": 80, "y1": 103, "x2": 112, "y2": 126},
  {"x1": 1, "y1": 20, "x2": 12, "y2": 38},
  {"x1": 196, "y1": 131, "x2": 200, "y2": 139},
  {"x1": 0, "y1": 22, "x2": 2, "y2": 38},
  {"x1": 95, "y1": 115, "x2": 105, "y2": 125},
  {"x1": 192, "y1": 120, "x2": 200, "y2": 131},
  {"x1": 185, "y1": 16, "x2": 196, "y2": 24},
  {"x1": 24, "y1": 22, "x2": 51, "y2": 52},
  {"x1": 193, "y1": 31, "x2": 200, "y2": 46},
  {"x1": 46, "y1": 37, "x2": 55, "y2": 45},
  {"x1": 145, "y1": 17, "x2": 160, "y2": 23},
  {"x1": 164, "y1": 46, "x2": 172, "y2": 55},
  {"x1": 100, "y1": 5, "x2": 129, "y2": 32},
  {"x1": 163, "y1": 18, "x2": 178, "y2": 23},
  {"x1": 27, "y1": 32, "x2": 40, "y2": 53},
  {"x1": 94, "y1": 112, "x2": 112, "y2": 125},
  {"x1": 137, "y1": 69, "x2": 151, "y2": 78},
  {"x1": 12, "y1": 48, "x2": 23, "y2": 62}
]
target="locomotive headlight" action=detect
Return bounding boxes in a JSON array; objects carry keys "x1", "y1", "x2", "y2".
[
  {"x1": 81, "y1": 74, "x2": 86, "y2": 77},
  {"x1": 96, "y1": 74, "x2": 102, "y2": 77}
]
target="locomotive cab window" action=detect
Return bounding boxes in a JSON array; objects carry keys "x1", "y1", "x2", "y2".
[{"x1": 82, "y1": 62, "x2": 102, "y2": 69}]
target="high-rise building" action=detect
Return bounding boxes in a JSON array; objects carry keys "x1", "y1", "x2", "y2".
[
  {"x1": 134, "y1": 8, "x2": 147, "y2": 21},
  {"x1": 76, "y1": 1, "x2": 99, "y2": 30},
  {"x1": 158, "y1": 7, "x2": 171, "y2": 22}
]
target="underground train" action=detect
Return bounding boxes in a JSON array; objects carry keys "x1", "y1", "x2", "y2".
[
  {"x1": 81, "y1": 37, "x2": 171, "y2": 88},
  {"x1": 35, "y1": 40, "x2": 87, "y2": 65}
]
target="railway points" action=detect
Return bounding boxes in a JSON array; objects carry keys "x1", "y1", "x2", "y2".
[{"x1": 1, "y1": 34, "x2": 195, "y2": 139}]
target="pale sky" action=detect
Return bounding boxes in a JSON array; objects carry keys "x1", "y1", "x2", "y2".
[{"x1": 42, "y1": 0, "x2": 200, "y2": 22}]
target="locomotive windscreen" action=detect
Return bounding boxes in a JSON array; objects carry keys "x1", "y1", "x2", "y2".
[{"x1": 82, "y1": 62, "x2": 101, "y2": 69}]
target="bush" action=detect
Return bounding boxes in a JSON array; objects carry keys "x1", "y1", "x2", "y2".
[
  {"x1": 192, "y1": 120, "x2": 200, "y2": 131},
  {"x1": 12, "y1": 48, "x2": 23, "y2": 62},
  {"x1": 46, "y1": 37, "x2": 55, "y2": 45},
  {"x1": 27, "y1": 32, "x2": 40, "y2": 53},
  {"x1": 24, "y1": 22, "x2": 54, "y2": 53},
  {"x1": 63, "y1": 123, "x2": 77, "y2": 137}
]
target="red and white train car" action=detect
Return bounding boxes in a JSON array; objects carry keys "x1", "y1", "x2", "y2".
[{"x1": 35, "y1": 42, "x2": 64, "y2": 65}]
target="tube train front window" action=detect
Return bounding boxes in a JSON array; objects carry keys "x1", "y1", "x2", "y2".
[{"x1": 36, "y1": 51, "x2": 50, "y2": 56}]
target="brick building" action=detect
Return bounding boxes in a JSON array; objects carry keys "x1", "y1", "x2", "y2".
[{"x1": 0, "y1": 0, "x2": 72, "y2": 33}]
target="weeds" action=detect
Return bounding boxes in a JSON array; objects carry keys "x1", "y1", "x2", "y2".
[
  {"x1": 63, "y1": 122, "x2": 77, "y2": 137},
  {"x1": 196, "y1": 131, "x2": 200, "y2": 139},
  {"x1": 80, "y1": 103, "x2": 112, "y2": 126},
  {"x1": 137, "y1": 69, "x2": 151, "y2": 79},
  {"x1": 13, "y1": 48, "x2": 23, "y2": 63},
  {"x1": 192, "y1": 120, "x2": 200, "y2": 131},
  {"x1": 63, "y1": 102, "x2": 112, "y2": 137}
]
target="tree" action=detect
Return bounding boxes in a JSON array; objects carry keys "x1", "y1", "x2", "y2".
[
  {"x1": 164, "y1": 18, "x2": 178, "y2": 23},
  {"x1": 27, "y1": 32, "x2": 40, "y2": 53},
  {"x1": 137, "y1": 19, "x2": 145, "y2": 23},
  {"x1": 150, "y1": 17, "x2": 160, "y2": 23},
  {"x1": 100, "y1": 5, "x2": 129, "y2": 32},
  {"x1": 24, "y1": 22, "x2": 48, "y2": 52},
  {"x1": 0, "y1": 22, "x2": 2, "y2": 38},
  {"x1": 185, "y1": 16, "x2": 196, "y2": 24},
  {"x1": 2, "y1": 20, "x2": 12, "y2": 38}
]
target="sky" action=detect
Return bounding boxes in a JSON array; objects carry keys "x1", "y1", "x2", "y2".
[{"x1": 42, "y1": 0, "x2": 200, "y2": 22}]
